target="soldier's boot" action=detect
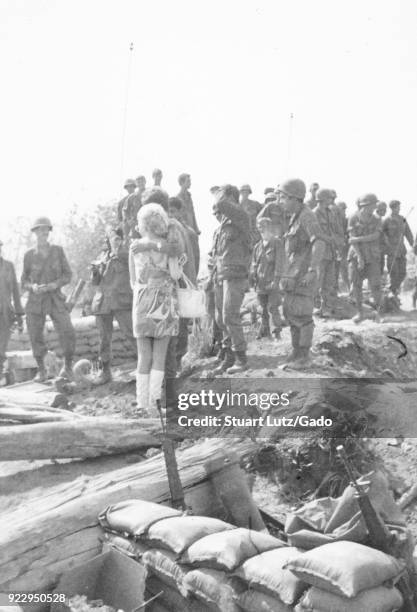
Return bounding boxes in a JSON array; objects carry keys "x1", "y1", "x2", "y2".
[
  {"x1": 94, "y1": 361, "x2": 112, "y2": 385},
  {"x1": 34, "y1": 356, "x2": 47, "y2": 383},
  {"x1": 212, "y1": 348, "x2": 235, "y2": 375},
  {"x1": 286, "y1": 327, "x2": 300, "y2": 362},
  {"x1": 59, "y1": 356, "x2": 74, "y2": 380},
  {"x1": 272, "y1": 328, "x2": 282, "y2": 341},
  {"x1": 0, "y1": 362, "x2": 7, "y2": 387},
  {"x1": 227, "y1": 351, "x2": 249, "y2": 374},
  {"x1": 352, "y1": 309, "x2": 364, "y2": 324},
  {"x1": 290, "y1": 348, "x2": 312, "y2": 369},
  {"x1": 213, "y1": 346, "x2": 226, "y2": 365},
  {"x1": 256, "y1": 324, "x2": 270, "y2": 340}
]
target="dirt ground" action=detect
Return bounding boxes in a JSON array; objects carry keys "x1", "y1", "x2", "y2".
[{"x1": 2, "y1": 290, "x2": 417, "y2": 545}]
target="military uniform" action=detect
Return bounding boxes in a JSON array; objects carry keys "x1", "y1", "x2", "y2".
[
  {"x1": 257, "y1": 202, "x2": 286, "y2": 238},
  {"x1": 242, "y1": 199, "x2": 263, "y2": 246},
  {"x1": 347, "y1": 212, "x2": 382, "y2": 311},
  {"x1": 314, "y1": 206, "x2": 342, "y2": 313},
  {"x1": 21, "y1": 245, "x2": 76, "y2": 360},
  {"x1": 251, "y1": 236, "x2": 284, "y2": 337},
  {"x1": 213, "y1": 197, "x2": 251, "y2": 357},
  {"x1": 177, "y1": 189, "x2": 200, "y2": 235},
  {"x1": 0, "y1": 257, "x2": 23, "y2": 376},
  {"x1": 91, "y1": 247, "x2": 136, "y2": 365},
  {"x1": 382, "y1": 214, "x2": 413, "y2": 294},
  {"x1": 281, "y1": 205, "x2": 323, "y2": 351},
  {"x1": 118, "y1": 192, "x2": 142, "y2": 240}
]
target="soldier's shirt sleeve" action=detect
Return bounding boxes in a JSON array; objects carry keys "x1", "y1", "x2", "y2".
[
  {"x1": 57, "y1": 246, "x2": 72, "y2": 288},
  {"x1": 11, "y1": 263, "x2": 24, "y2": 315},
  {"x1": 216, "y1": 199, "x2": 250, "y2": 234},
  {"x1": 21, "y1": 251, "x2": 32, "y2": 290},
  {"x1": 348, "y1": 213, "x2": 361, "y2": 237},
  {"x1": 300, "y1": 210, "x2": 324, "y2": 243}
]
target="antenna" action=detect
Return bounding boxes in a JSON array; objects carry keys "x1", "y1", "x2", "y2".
[{"x1": 119, "y1": 42, "x2": 134, "y2": 192}]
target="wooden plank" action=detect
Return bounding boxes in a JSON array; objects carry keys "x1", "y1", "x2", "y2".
[
  {"x1": 0, "y1": 418, "x2": 161, "y2": 460},
  {"x1": 0, "y1": 439, "x2": 255, "y2": 592}
]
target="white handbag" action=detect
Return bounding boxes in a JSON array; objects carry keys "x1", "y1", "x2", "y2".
[{"x1": 176, "y1": 274, "x2": 206, "y2": 318}]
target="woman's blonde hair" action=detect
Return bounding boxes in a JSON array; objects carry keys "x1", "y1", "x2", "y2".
[{"x1": 137, "y1": 203, "x2": 168, "y2": 237}]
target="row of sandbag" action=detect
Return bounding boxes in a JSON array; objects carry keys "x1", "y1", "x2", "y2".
[
  {"x1": 98, "y1": 499, "x2": 405, "y2": 612},
  {"x1": 8, "y1": 316, "x2": 136, "y2": 359}
]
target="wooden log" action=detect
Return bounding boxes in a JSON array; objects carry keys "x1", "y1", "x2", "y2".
[
  {"x1": 0, "y1": 418, "x2": 161, "y2": 460},
  {"x1": 0, "y1": 439, "x2": 255, "y2": 592},
  {"x1": 0, "y1": 405, "x2": 81, "y2": 425}
]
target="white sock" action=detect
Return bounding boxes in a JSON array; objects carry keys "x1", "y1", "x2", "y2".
[
  {"x1": 149, "y1": 369, "x2": 165, "y2": 415},
  {"x1": 136, "y1": 373, "x2": 150, "y2": 410}
]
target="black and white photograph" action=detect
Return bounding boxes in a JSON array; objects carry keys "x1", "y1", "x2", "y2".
[{"x1": 1, "y1": 0, "x2": 417, "y2": 610}]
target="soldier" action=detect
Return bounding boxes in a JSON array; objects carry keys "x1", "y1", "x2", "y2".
[
  {"x1": 0, "y1": 240, "x2": 24, "y2": 386},
  {"x1": 278, "y1": 179, "x2": 325, "y2": 367},
  {"x1": 306, "y1": 182, "x2": 320, "y2": 210},
  {"x1": 383, "y1": 200, "x2": 413, "y2": 297},
  {"x1": 152, "y1": 168, "x2": 163, "y2": 187},
  {"x1": 177, "y1": 173, "x2": 201, "y2": 236},
  {"x1": 257, "y1": 194, "x2": 286, "y2": 238},
  {"x1": 212, "y1": 185, "x2": 252, "y2": 374},
  {"x1": 21, "y1": 217, "x2": 76, "y2": 381},
  {"x1": 239, "y1": 184, "x2": 262, "y2": 247},
  {"x1": 347, "y1": 194, "x2": 382, "y2": 323},
  {"x1": 117, "y1": 178, "x2": 136, "y2": 223},
  {"x1": 90, "y1": 226, "x2": 137, "y2": 384},
  {"x1": 250, "y1": 217, "x2": 284, "y2": 340},
  {"x1": 335, "y1": 201, "x2": 350, "y2": 291},
  {"x1": 313, "y1": 188, "x2": 343, "y2": 317},
  {"x1": 375, "y1": 201, "x2": 388, "y2": 275}
]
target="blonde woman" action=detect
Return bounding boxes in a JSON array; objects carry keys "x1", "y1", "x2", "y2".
[{"x1": 129, "y1": 201, "x2": 180, "y2": 416}]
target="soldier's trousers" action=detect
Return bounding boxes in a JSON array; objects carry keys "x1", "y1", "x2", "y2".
[
  {"x1": 214, "y1": 278, "x2": 247, "y2": 353},
  {"x1": 282, "y1": 292, "x2": 314, "y2": 350},
  {"x1": 27, "y1": 308, "x2": 76, "y2": 359},
  {"x1": 205, "y1": 288, "x2": 222, "y2": 345},
  {"x1": 96, "y1": 309, "x2": 136, "y2": 364},
  {"x1": 349, "y1": 259, "x2": 381, "y2": 310},
  {"x1": 318, "y1": 259, "x2": 336, "y2": 309},
  {"x1": 257, "y1": 290, "x2": 282, "y2": 334},
  {"x1": 387, "y1": 255, "x2": 406, "y2": 294}
]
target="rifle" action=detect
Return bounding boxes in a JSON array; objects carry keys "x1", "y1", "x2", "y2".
[
  {"x1": 157, "y1": 399, "x2": 186, "y2": 512},
  {"x1": 65, "y1": 279, "x2": 86, "y2": 313},
  {"x1": 337, "y1": 445, "x2": 417, "y2": 611}
]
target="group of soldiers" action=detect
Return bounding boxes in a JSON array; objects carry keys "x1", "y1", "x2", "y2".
[
  {"x1": 0, "y1": 172, "x2": 416, "y2": 386},
  {"x1": 205, "y1": 179, "x2": 417, "y2": 371}
]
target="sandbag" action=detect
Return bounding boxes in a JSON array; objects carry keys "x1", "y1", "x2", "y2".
[
  {"x1": 145, "y1": 516, "x2": 233, "y2": 554},
  {"x1": 146, "y1": 575, "x2": 192, "y2": 611},
  {"x1": 233, "y1": 547, "x2": 306, "y2": 605},
  {"x1": 299, "y1": 584, "x2": 403, "y2": 612},
  {"x1": 98, "y1": 499, "x2": 181, "y2": 537},
  {"x1": 142, "y1": 549, "x2": 190, "y2": 595},
  {"x1": 101, "y1": 532, "x2": 149, "y2": 558},
  {"x1": 283, "y1": 541, "x2": 405, "y2": 598},
  {"x1": 183, "y1": 568, "x2": 241, "y2": 612},
  {"x1": 235, "y1": 589, "x2": 293, "y2": 612},
  {"x1": 181, "y1": 527, "x2": 286, "y2": 571}
]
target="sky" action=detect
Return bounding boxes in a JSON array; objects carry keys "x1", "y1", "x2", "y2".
[{"x1": 1, "y1": 0, "x2": 417, "y2": 255}]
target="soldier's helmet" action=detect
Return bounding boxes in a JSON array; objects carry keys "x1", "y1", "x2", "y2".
[
  {"x1": 316, "y1": 188, "x2": 334, "y2": 202},
  {"x1": 123, "y1": 178, "x2": 136, "y2": 188},
  {"x1": 31, "y1": 216, "x2": 53, "y2": 232},
  {"x1": 357, "y1": 193, "x2": 378, "y2": 208},
  {"x1": 278, "y1": 178, "x2": 306, "y2": 201},
  {"x1": 389, "y1": 199, "x2": 401, "y2": 209}
]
